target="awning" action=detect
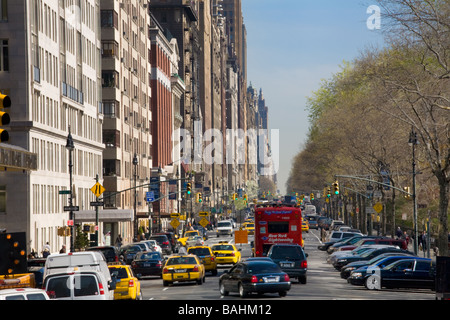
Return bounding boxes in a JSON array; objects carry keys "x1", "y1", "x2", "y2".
[{"x1": 74, "y1": 209, "x2": 134, "y2": 223}]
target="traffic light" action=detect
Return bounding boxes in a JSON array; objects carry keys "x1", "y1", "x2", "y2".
[
  {"x1": 233, "y1": 193, "x2": 237, "y2": 200},
  {"x1": 186, "y1": 183, "x2": 192, "y2": 195},
  {"x1": 310, "y1": 193, "x2": 314, "y2": 201},
  {"x1": 243, "y1": 194, "x2": 247, "y2": 202},
  {"x1": 0, "y1": 232, "x2": 27, "y2": 275},
  {"x1": 198, "y1": 193, "x2": 202, "y2": 203},
  {"x1": 0, "y1": 93, "x2": 11, "y2": 142},
  {"x1": 327, "y1": 187, "x2": 331, "y2": 198},
  {"x1": 333, "y1": 181, "x2": 339, "y2": 195},
  {"x1": 403, "y1": 186, "x2": 411, "y2": 199}
]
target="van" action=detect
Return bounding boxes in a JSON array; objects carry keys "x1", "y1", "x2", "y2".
[
  {"x1": 216, "y1": 220, "x2": 233, "y2": 237},
  {"x1": 44, "y1": 252, "x2": 112, "y2": 285},
  {"x1": 43, "y1": 270, "x2": 115, "y2": 300},
  {"x1": 0, "y1": 288, "x2": 50, "y2": 300}
]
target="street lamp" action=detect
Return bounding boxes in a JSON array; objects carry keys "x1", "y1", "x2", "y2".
[
  {"x1": 408, "y1": 127, "x2": 419, "y2": 255},
  {"x1": 157, "y1": 166, "x2": 162, "y2": 232},
  {"x1": 133, "y1": 154, "x2": 138, "y2": 241},
  {"x1": 66, "y1": 127, "x2": 75, "y2": 253}
]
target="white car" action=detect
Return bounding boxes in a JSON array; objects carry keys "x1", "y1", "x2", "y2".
[
  {"x1": 141, "y1": 240, "x2": 162, "y2": 253},
  {"x1": 216, "y1": 220, "x2": 233, "y2": 237},
  {"x1": 185, "y1": 235, "x2": 205, "y2": 248},
  {"x1": 327, "y1": 245, "x2": 398, "y2": 264}
]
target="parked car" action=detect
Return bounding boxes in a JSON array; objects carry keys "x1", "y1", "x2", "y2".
[
  {"x1": 140, "y1": 240, "x2": 162, "y2": 253},
  {"x1": 346, "y1": 254, "x2": 420, "y2": 285},
  {"x1": 0, "y1": 288, "x2": 50, "y2": 300},
  {"x1": 131, "y1": 251, "x2": 165, "y2": 279},
  {"x1": 108, "y1": 264, "x2": 142, "y2": 300},
  {"x1": 327, "y1": 236, "x2": 378, "y2": 253},
  {"x1": 219, "y1": 260, "x2": 291, "y2": 298},
  {"x1": 150, "y1": 234, "x2": 172, "y2": 255},
  {"x1": 319, "y1": 231, "x2": 363, "y2": 251},
  {"x1": 266, "y1": 243, "x2": 308, "y2": 284},
  {"x1": 343, "y1": 253, "x2": 416, "y2": 281},
  {"x1": 153, "y1": 232, "x2": 178, "y2": 253},
  {"x1": 338, "y1": 237, "x2": 407, "y2": 251},
  {"x1": 329, "y1": 220, "x2": 345, "y2": 231},
  {"x1": 119, "y1": 244, "x2": 144, "y2": 264},
  {"x1": 333, "y1": 247, "x2": 413, "y2": 270},
  {"x1": 187, "y1": 245, "x2": 218, "y2": 276},
  {"x1": 86, "y1": 246, "x2": 120, "y2": 263},
  {"x1": 363, "y1": 258, "x2": 435, "y2": 290},
  {"x1": 317, "y1": 217, "x2": 332, "y2": 230}
]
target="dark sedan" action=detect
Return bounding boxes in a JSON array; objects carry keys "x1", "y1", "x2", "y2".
[
  {"x1": 363, "y1": 258, "x2": 435, "y2": 290},
  {"x1": 119, "y1": 244, "x2": 144, "y2": 264},
  {"x1": 219, "y1": 260, "x2": 291, "y2": 298},
  {"x1": 131, "y1": 251, "x2": 165, "y2": 279},
  {"x1": 346, "y1": 254, "x2": 420, "y2": 285},
  {"x1": 340, "y1": 252, "x2": 415, "y2": 279},
  {"x1": 333, "y1": 247, "x2": 413, "y2": 270}
]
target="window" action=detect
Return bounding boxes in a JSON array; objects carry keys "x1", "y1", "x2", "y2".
[
  {"x1": 102, "y1": 70, "x2": 119, "y2": 88},
  {"x1": 0, "y1": 39, "x2": 9, "y2": 71},
  {"x1": 0, "y1": 0, "x2": 7, "y2": 21},
  {"x1": 74, "y1": 275, "x2": 99, "y2": 297},
  {"x1": 100, "y1": 10, "x2": 118, "y2": 29},
  {"x1": 0, "y1": 185, "x2": 5, "y2": 214},
  {"x1": 267, "y1": 221, "x2": 289, "y2": 233}
]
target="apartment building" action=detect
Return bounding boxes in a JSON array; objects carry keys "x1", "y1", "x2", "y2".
[
  {"x1": 0, "y1": 0, "x2": 104, "y2": 254},
  {"x1": 99, "y1": 0, "x2": 153, "y2": 243}
]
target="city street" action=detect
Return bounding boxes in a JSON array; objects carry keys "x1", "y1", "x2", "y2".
[{"x1": 138, "y1": 228, "x2": 436, "y2": 301}]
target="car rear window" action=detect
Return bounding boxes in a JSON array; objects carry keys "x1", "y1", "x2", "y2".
[
  {"x1": 212, "y1": 245, "x2": 233, "y2": 251},
  {"x1": 167, "y1": 257, "x2": 197, "y2": 265},
  {"x1": 188, "y1": 248, "x2": 211, "y2": 256},
  {"x1": 269, "y1": 246, "x2": 305, "y2": 260},
  {"x1": 46, "y1": 275, "x2": 71, "y2": 298},
  {"x1": 74, "y1": 275, "x2": 99, "y2": 297},
  {"x1": 247, "y1": 262, "x2": 282, "y2": 274}
]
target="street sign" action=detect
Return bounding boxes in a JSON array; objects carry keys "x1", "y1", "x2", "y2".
[
  {"x1": 170, "y1": 213, "x2": 180, "y2": 219},
  {"x1": 373, "y1": 202, "x2": 383, "y2": 213},
  {"x1": 64, "y1": 206, "x2": 79, "y2": 211},
  {"x1": 199, "y1": 211, "x2": 209, "y2": 217},
  {"x1": 58, "y1": 190, "x2": 71, "y2": 195},
  {"x1": 90, "y1": 182, "x2": 105, "y2": 198},
  {"x1": 90, "y1": 201, "x2": 104, "y2": 207},
  {"x1": 170, "y1": 219, "x2": 180, "y2": 229},
  {"x1": 146, "y1": 191, "x2": 155, "y2": 202},
  {"x1": 67, "y1": 220, "x2": 74, "y2": 226},
  {"x1": 199, "y1": 217, "x2": 209, "y2": 228},
  {"x1": 234, "y1": 230, "x2": 248, "y2": 244}
]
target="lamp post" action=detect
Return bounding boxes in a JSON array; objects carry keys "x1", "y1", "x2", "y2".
[
  {"x1": 408, "y1": 127, "x2": 419, "y2": 255},
  {"x1": 157, "y1": 166, "x2": 162, "y2": 232},
  {"x1": 66, "y1": 127, "x2": 75, "y2": 253},
  {"x1": 133, "y1": 154, "x2": 138, "y2": 241}
]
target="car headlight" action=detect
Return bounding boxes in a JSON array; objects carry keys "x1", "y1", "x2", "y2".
[
  {"x1": 351, "y1": 272, "x2": 363, "y2": 278},
  {"x1": 337, "y1": 259, "x2": 347, "y2": 263},
  {"x1": 345, "y1": 267, "x2": 355, "y2": 271}
]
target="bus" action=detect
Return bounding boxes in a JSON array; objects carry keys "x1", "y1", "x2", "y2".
[{"x1": 253, "y1": 203, "x2": 303, "y2": 257}]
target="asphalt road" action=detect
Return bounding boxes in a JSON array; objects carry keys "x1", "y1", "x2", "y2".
[{"x1": 139, "y1": 228, "x2": 436, "y2": 301}]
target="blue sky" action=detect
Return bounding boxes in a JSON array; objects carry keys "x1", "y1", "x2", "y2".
[{"x1": 242, "y1": 0, "x2": 386, "y2": 194}]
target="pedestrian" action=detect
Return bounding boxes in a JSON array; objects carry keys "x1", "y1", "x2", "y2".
[
  {"x1": 396, "y1": 227, "x2": 402, "y2": 239},
  {"x1": 115, "y1": 234, "x2": 123, "y2": 248},
  {"x1": 59, "y1": 244, "x2": 66, "y2": 253},
  {"x1": 402, "y1": 231, "x2": 410, "y2": 246},
  {"x1": 421, "y1": 231, "x2": 427, "y2": 256}
]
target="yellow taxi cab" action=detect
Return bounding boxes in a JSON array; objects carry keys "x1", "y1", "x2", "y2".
[
  {"x1": 178, "y1": 230, "x2": 201, "y2": 246},
  {"x1": 187, "y1": 245, "x2": 218, "y2": 276},
  {"x1": 108, "y1": 264, "x2": 142, "y2": 300},
  {"x1": 211, "y1": 241, "x2": 241, "y2": 265},
  {"x1": 302, "y1": 219, "x2": 309, "y2": 233},
  {"x1": 162, "y1": 254, "x2": 206, "y2": 286},
  {"x1": 243, "y1": 222, "x2": 255, "y2": 235}
]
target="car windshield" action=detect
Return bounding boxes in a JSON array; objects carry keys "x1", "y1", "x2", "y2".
[
  {"x1": 125, "y1": 246, "x2": 141, "y2": 253},
  {"x1": 247, "y1": 262, "x2": 282, "y2": 274},
  {"x1": 218, "y1": 222, "x2": 231, "y2": 227},
  {"x1": 212, "y1": 244, "x2": 234, "y2": 251},
  {"x1": 167, "y1": 257, "x2": 198, "y2": 265},
  {"x1": 246, "y1": 224, "x2": 254, "y2": 228},
  {"x1": 136, "y1": 252, "x2": 162, "y2": 260}
]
